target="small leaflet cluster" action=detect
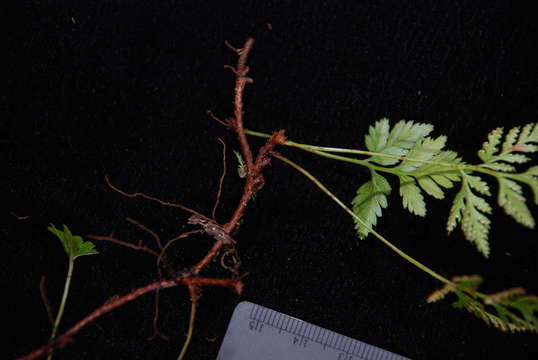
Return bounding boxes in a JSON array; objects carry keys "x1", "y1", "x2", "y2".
[
  {"x1": 427, "y1": 275, "x2": 538, "y2": 333},
  {"x1": 448, "y1": 123, "x2": 538, "y2": 256},
  {"x1": 353, "y1": 119, "x2": 461, "y2": 238},
  {"x1": 352, "y1": 120, "x2": 537, "y2": 257}
]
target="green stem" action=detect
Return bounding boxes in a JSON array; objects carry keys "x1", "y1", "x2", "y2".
[
  {"x1": 245, "y1": 129, "x2": 501, "y2": 178},
  {"x1": 273, "y1": 153, "x2": 454, "y2": 286},
  {"x1": 177, "y1": 300, "x2": 197, "y2": 360},
  {"x1": 47, "y1": 258, "x2": 74, "y2": 360}
]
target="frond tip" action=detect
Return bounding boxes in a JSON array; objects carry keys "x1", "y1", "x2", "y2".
[
  {"x1": 427, "y1": 275, "x2": 538, "y2": 333},
  {"x1": 478, "y1": 123, "x2": 538, "y2": 165}
]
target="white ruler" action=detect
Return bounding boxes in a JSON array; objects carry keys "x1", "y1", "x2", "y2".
[{"x1": 217, "y1": 301, "x2": 410, "y2": 360}]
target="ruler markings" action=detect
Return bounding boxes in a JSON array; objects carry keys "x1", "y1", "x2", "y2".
[
  {"x1": 276, "y1": 312, "x2": 284, "y2": 331},
  {"x1": 298, "y1": 319, "x2": 304, "y2": 336},
  {"x1": 285, "y1": 316, "x2": 292, "y2": 332},
  {"x1": 326, "y1": 330, "x2": 332, "y2": 348},
  {"x1": 351, "y1": 341, "x2": 357, "y2": 355},
  {"x1": 335, "y1": 333, "x2": 341, "y2": 349},
  {"x1": 343, "y1": 336, "x2": 351, "y2": 353},
  {"x1": 320, "y1": 327, "x2": 327, "y2": 344},
  {"x1": 266, "y1": 310, "x2": 273, "y2": 326},
  {"x1": 270, "y1": 310, "x2": 277, "y2": 326},
  {"x1": 338, "y1": 334, "x2": 345, "y2": 351},
  {"x1": 282, "y1": 315, "x2": 288, "y2": 331},
  {"x1": 218, "y1": 302, "x2": 409, "y2": 360},
  {"x1": 314, "y1": 325, "x2": 321, "y2": 342}
]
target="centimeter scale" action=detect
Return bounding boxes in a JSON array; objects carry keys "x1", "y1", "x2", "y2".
[{"x1": 217, "y1": 301, "x2": 410, "y2": 360}]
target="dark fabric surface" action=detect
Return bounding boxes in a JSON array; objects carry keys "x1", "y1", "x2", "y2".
[{"x1": 6, "y1": 1, "x2": 537, "y2": 359}]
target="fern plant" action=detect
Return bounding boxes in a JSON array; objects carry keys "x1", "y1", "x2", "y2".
[
  {"x1": 247, "y1": 121, "x2": 538, "y2": 257},
  {"x1": 246, "y1": 121, "x2": 538, "y2": 333}
]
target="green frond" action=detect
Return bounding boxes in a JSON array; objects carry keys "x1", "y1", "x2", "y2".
[
  {"x1": 403, "y1": 150, "x2": 462, "y2": 200},
  {"x1": 479, "y1": 123, "x2": 537, "y2": 165},
  {"x1": 395, "y1": 136, "x2": 447, "y2": 172},
  {"x1": 447, "y1": 190, "x2": 464, "y2": 233},
  {"x1": 417, "y1": 176, "x2": 445, "y2": 199},
  {"x1": 352, "y1": 170, "x2": 391, "y2": 239},
  {"x1": 447, "y1": 176, "x2": 492, "y2": 257},
  {"x1": 497, "y1": 177, "x2": 535, "y2": 228},
  {"x1": 466, "y1": 175, "x2": 491, "y2": 196},
  {"x1": 364, "y1": 119, "x2": 433, "y2": 165},
  {"x1": 517, "y1": 123, "x2": 538, "y2": 145},
  {"x1": 399, "y1": 175, "x2": 426, "y2": 216},
  {"x1": 502, "y1": 126, "x2": 521, "y2": 153},
  {"x1": 501, "y1": 153, "x2": 531, "y2": 164},
  {"x1": 481, "y1": 162, "x2": 516, "y2": 172},
  {"x1": 478, "y1": 127, "x2": 503, "y2": 162}
]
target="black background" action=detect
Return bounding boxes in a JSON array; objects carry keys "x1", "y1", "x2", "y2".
[{"x1": 6, "y1": 1, "x2": 537, "y2": 359}]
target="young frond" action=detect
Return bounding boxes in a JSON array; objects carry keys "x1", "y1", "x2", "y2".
[
  {"x1": 364, "y1": 119, "x2": 433, "y2": 165},
  {"x1": 428, "y1": 275, "x2": 538, "y2": 333},
  {"x1": 447, "y1": 175, "x2": 492, "y2": 257},
  {"x1": 352, "y1": 170, "x2": 391, "y2": 239},
  {"x1": 478, "y1": 123, "x2": 538, "y2": 165}
]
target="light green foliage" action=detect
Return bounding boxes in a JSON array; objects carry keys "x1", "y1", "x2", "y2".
[
  {"x1": 248, "y1": 126, "x2": 538, "y2": 334},
  {"x1": 477, "y1": 124, "x2": 538, "y2": 230},
  {"x1": 364, "y1": 119, "x2": 433, "y2": 165},
  {"x1": 351, "y1": 119, "x2": 537, "y2": 257},
  {"x1": 447, "y1": 174, "x2": 492, "y2": 257},
  {"x1": 48, "y1": 224, "x2": 99, "y2": 260},
  {"x1": 428, "y1": 275, "x2": 538, "y2": 333},
  {"x1": 399, "y1": 175, "x2": 426, "y2": 216},
  {"x1": 497, "y1": 177, "x2": 534, "y2": 228},
  {"x1": 479, "y1": 123, "x2": 538, "y2": 165},
  {"x1": 46, "y1": 225, "x2": 98, "y2": 359},
  {"x1": 352, "y1": 170, "x2": 391, "y2": 238}
]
